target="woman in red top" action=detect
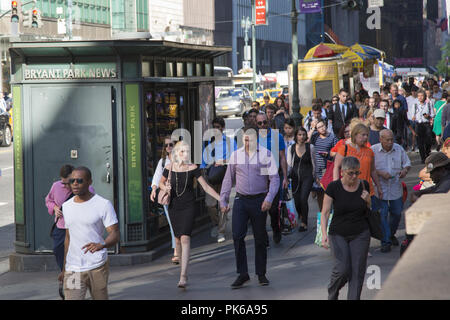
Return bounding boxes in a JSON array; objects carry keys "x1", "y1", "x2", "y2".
[{"x1": 333, "y1": 123, "x2": 382, "y2": 198}]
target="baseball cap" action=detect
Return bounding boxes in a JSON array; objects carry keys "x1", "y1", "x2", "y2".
[
  {"x1": 374, "y1": 109, "x2": 386, "y2": 119},
  {"x1": 425, "y1": 152, "x2": 450, "y2": 173}
]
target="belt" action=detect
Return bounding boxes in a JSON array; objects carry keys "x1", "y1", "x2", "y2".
[{"x1": 236, "y1": 192, "x2": 266, "y2": 200}]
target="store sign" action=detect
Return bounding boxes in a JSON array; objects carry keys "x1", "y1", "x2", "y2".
[
  {"x1": 394, "y1": 57, "x2": 423, "y2": 66},
  {"x1": 299, "y1": 0, "x2": 321, "y2": 14},
  {"x1": 368, "y1": 0, "x2": 383, "y2": 7},
  {"x1": 12, "y1": 85, "x2": 24, "y2": 225},
  {"x1": 255, "y1": 0, "x2": 268, "y2": 25},
  {"x1": 125, "y1": 84, "x2": 144, "y2": 224},
  {"x1": 23, "y1": 64, "x2": 118, "y2": 80}
]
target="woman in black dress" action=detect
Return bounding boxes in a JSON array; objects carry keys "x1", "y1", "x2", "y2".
[
  {"x1": 159, "y1": 141, "x2": 221, "y2": 288},
  {"x1": 287, "y1": 127, "x2": 317, "y2": 232}
]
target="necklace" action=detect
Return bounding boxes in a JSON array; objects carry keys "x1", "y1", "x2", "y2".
[{"x1": 175, "y1": 166, "x2": 189, "y2": 198}]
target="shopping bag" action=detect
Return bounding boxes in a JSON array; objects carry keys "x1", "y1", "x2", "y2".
[
  {"x1": 319, "y1": 160, "x2": 335, "y2": 191},
  {"x1": 315, "y1": 211, "x2": 333, "y2": 247}
]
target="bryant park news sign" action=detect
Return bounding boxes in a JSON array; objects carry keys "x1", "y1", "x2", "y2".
[{"x1": 23, "y1": 63, "x2": 118, "y2": 80}]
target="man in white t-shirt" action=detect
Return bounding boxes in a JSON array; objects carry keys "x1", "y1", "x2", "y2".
[
  {"x1": 59, "y1": 166, "x2": 119, "y2": 300},
  {"x1": 406, "y1": 87, "x2": 419, "y2": 151}
]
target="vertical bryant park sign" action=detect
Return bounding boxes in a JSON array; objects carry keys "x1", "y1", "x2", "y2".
[{"x1": 23, "y1": 63, "x2": 118, "y2": 80}]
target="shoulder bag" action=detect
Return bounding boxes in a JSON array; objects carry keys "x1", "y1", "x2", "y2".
[
  {"x1": 361, "y1": 180, "x2": 383, "y2": 240},
  {"x1": 158, "y1": 164, "x2": 172, "y2": 205}
]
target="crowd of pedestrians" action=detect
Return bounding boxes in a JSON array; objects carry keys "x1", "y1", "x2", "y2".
[{"x1": 45, "y1": 76, "x2": 450, "y2": 301}]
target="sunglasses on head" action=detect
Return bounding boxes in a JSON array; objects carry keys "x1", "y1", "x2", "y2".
[
  {"x1": 165, "y1": 143, "x2": 174, "y2": 148},
  {"x1": 69, "y1": 178, "x2": 84, "y2": 184},
  {"x1": 257, "y1": 120, "x2": 268, "y2": 125}
]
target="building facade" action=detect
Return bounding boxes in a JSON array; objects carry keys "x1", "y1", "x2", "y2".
[{"x1": 214, "y1": 0, "x2": 307, "y2": 75}]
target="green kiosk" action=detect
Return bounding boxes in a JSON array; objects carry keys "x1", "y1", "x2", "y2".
[{"x1": 9, "y1": 40, "x2": 230, "y2": 270}]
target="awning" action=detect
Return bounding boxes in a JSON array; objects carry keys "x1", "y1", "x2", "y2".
[
  {"x1": 351, "y1": 43, "x2": 386, "y2": 60},
  {"x1": 304, "y1": 43, "x2": 349, "y2": 59},
  {"x1": 341, "y1": 50, "x2": 374, "y2": 68}
]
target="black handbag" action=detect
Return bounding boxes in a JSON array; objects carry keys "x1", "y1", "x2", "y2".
[
  {"x1": 361, "y1": 181, "x2": 383, "y2": 240},
  {"x1": 207, "y1": 164, "x2": 227, "y2": 185}
]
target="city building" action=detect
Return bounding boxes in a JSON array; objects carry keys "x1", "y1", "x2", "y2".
[{"x1": 214, "y1": 0, "x2": 308, "y2": 75}]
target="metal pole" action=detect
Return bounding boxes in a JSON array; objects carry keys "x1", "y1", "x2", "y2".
[
  {"x1": 291, "y1": 0, "x2": 302, "y2": 126},
  {"x1": 321, "y1": 0, "x2": 324, "y2": 42},
  {"x1": 252, "y1": 0, "x2": 256, "y2": 100},
  {"x1": 67, "y1": 0, "x2": 73, "y2": 40}
]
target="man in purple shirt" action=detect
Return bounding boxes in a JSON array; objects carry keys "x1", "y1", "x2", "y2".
[{"x1": 220, "y1": 125, "x2": 280, "y2": 289}]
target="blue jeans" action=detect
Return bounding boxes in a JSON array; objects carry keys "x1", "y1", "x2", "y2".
[
  {"x1": 163, "y1": 205, "x2": 176, "y2": 249},
  {"x1": 51, "y1": 227, "x2": 66, "y2": 271},
  {"x1": 373, "y1": 197, "x2": 403, "y2": 246}
]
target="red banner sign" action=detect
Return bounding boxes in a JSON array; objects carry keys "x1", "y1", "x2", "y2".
[{"x1": 255, "y1": 0, "x2": 268, "y2": 25}]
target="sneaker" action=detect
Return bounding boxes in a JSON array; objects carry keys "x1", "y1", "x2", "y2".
[
  {"x1": 381, "y1": 244, "x2": 391, "y2": 253},
  {"x1": 217, "y1": 234, "x2": 225, "y2": 243},
  {"x1": 231, "y1": 274, "x2": 250, "y2": 289},
  {"x1": 273, "y1": 231, "x2": 281, "y2": 244},
  {"x1": 390, "y1": 235, "x2": 399, "y2": 246},
  {"x1": 210, "y1": 226, "x2": 218, "y2": 238},
  {"x1": 258, "y1": 275, "x2": 270, "y2": 286}
]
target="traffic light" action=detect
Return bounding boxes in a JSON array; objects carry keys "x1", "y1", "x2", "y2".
[
  {"x1": 11, "y1": 1, "x2": 19, "y2": 23},
  {"x1": 31, "y1": 9, "x2": 38, "y2": 28},
  {"x1": 342, "y1": 0, "x2": 361, "y2": 10}
]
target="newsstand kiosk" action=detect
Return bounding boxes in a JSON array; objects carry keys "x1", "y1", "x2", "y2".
[{"x1": 9, "y1": 40, "x2": 229, "y2": 269}]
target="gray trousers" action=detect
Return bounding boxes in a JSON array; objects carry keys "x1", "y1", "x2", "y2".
[{"x1": 328, "y1": 228, "x2": 370, "y2": 300}]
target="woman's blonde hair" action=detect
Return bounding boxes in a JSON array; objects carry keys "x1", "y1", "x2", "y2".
[
  {"x1": 351, "y1": 123, "x2": 370, "y2": 144},
  {"x1": 171, "y1": 140, "x2": 191, "y2": 165}
]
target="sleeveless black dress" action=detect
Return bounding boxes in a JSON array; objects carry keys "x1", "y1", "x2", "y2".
[{"x1": 162, "y1": 167, "x2": 201, "y2": 237}]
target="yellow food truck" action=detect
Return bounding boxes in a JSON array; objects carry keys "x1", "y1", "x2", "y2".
[{"x1": 287, "y1": 56, "x2": 354, "y2": 117}]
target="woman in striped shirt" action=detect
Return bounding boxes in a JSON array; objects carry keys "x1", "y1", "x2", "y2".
[{"x1": 309, "y1": 119, "x2": 338, "y2": 211}]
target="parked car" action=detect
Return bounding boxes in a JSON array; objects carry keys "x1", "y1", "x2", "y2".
[
  {"x1": 215, "y1": 88, "x2": 252, "y2": 117},
  {"x1": 0, "y1": 109, "x2": 12, "y2": 147}
]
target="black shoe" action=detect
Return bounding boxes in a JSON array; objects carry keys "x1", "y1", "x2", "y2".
[
  {"x1": 231, "y1": 274, "x2": 250, "y2": 289},
  {"x1": 258, "y1": 275, "x2": 270, "y2": 286},
  {"x1": 381, "y1": 244, "x2": 391, "y2": 253},
  {"x1": 273, "y1": 231, "x2": 281, "y2": 244},
  {"x1": 390, "y1": 235, "x2": 399, "y2": 246},
  {"x1": 298, "y1": 225, "x2": 307, "y2": 232}
]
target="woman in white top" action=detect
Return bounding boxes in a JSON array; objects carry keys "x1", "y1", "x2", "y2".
[
  {"x1": 283, "y1": 118, "x2": 296, "y2": 158},
  {"x1": 150, "y1": 136, "x2": 178, "y2": 264}
]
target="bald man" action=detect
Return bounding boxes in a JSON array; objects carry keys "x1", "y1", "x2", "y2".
[{"x1": 371, "y1": 130, "x2": 411, "y2": 253}]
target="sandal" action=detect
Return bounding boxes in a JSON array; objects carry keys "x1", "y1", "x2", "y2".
[
  {"x1": 178, "y1": 275, "x2": 188, "y2": 289},
  {"x1": 171, "y1": 255, "x2": 180, "y2": 265}
]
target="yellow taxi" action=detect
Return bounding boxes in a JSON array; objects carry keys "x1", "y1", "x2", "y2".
[
  {"x1": 265, "y1": 89, "x2": 282, "y2": 103},
  {"x1": 253, "y1": 91, "x2": 266, "y2": 106}
]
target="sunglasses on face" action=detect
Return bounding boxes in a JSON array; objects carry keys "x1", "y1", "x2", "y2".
[
  {"x1": 61, "y1": 181, "x2": 70, "y2": 186},
  {"x1": 165, "y1": 143, "x2": 174, "y2": 148},
  {"x1": 346, "y1": 170, "x2": 361, "y2": 176},
  {"x1": 257, "y1": 120, "x2": 268, "y2": 126},
  {"x1": 69, "y1": 178, "x2": 84, "y2": 184}
]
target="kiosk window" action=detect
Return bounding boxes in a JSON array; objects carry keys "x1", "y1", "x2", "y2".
[
  {"x1": 315, "y1": 80, "x2": 333, "y2": 102},
  {"x1": 342, "y1": 74, "x2": 350, "y2": 92},
  {"x1": 298, "y1": 79, "x2": 313, "y2": 107}
]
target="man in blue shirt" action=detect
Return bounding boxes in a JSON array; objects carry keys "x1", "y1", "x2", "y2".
[
  {"x1": 255, "y1": 113, "x2": 288, "y2": 244},
  {"x1": 201, "y1": 117, "x2": 237, "y2": 243}
]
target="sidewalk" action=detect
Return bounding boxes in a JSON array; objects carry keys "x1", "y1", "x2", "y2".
[{"x1": 0, "y1": 151, "x2": 423, "y2": 300}]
